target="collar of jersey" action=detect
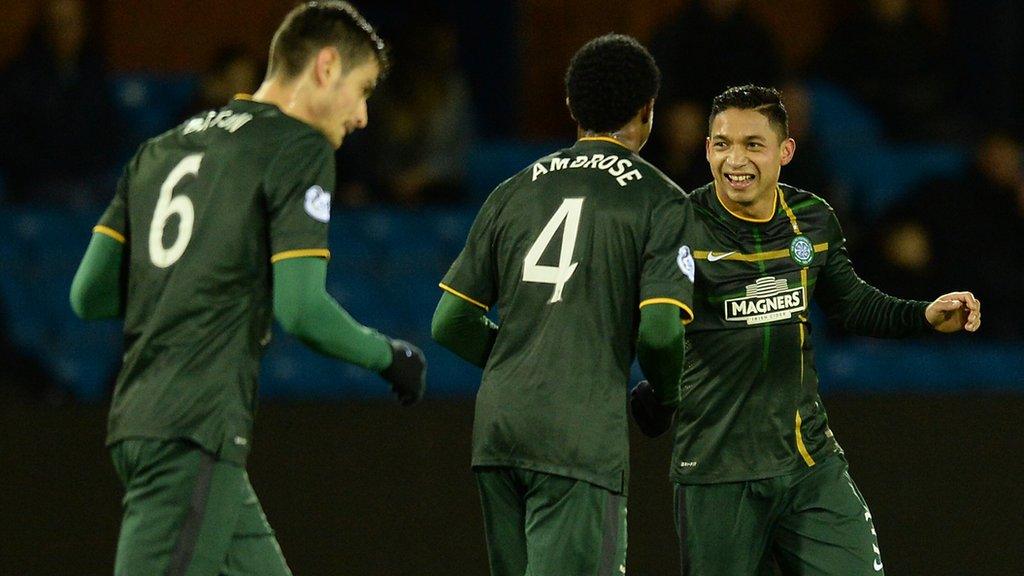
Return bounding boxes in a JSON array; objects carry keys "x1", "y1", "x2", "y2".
[
  {"x1": 233, "y1": 93, "x2": 254, "y2": 101},
  {"x1": 577, "y1": 136, "x2": 630, "y2": 150},
  {"x1": 714, "y1": 185, "x2": 779, "y2": 224}
]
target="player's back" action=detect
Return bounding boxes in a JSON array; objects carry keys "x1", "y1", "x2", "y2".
[
  {"x1": 443, "y1": 137, "x2": 690, "y2": 492},
  {"x1": 101, "y1": 98, "x2": 335, "y2": 463}
]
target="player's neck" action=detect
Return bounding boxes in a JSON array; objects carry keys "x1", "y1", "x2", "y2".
[
  {"x1": 577, "y1": 126, "x2": 645, "y2": 153},
  {"x1": 714, "y1": 184, "x2": 778, "y2": 222},
  {"x1": 252, "y1": 78, "x2": 318, "y2": 129}
]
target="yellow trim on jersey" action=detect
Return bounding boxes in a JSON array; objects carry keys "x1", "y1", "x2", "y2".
[
  {"x1": 777, "y1": 187, "x2": 802, "y2": 235},
  {"x1": 438, "y1": 282, "x2": 489, "y2": 311},
  {"x1": 639, "y1": 298, "x2": 695, "y2": 323},
  {"x1": 714, "y1": 185, "x2": 777, "y2": 223},
  {"x1": 270, "y1": 249, "x2": 331, "y2": 263},
  {"x1": 577, "y1": 136, "x2": 630, "y2": 150},
  {"x1": 692, "y1": 243, "x2": 828, "y2": 263},
  {"x1": 795, "y1": 409, "x2": 816, "y2": 467},
  {"x1": 93, "y1": 225, "x2": 125, "y2": 244},
  {"x1": 233, "y1": 93, "x2": 254, "y2": 101}
]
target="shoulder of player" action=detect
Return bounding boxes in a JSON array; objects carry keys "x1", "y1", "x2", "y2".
[
  {"x1": 778, "y1": 182, "x2": 836, "y2": 218},
  {"x1": 624, "y1": 156, "x2": 690, "y2": 202},
  {"x1": 684, "y1": 182, "x2": 718, "y2": 214}
]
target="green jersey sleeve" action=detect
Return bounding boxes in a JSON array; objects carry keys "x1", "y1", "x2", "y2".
[
  {"x1": 639, "y1": 195, "x2": 695, "y2": 321},
  {"x1": 439, "y1": 186, "x2": 504, "y2": 310},
  {"x1": 815, "y1": 209, "x2": 930, "y2": 337},
  {"x1": 263, "y1": 131, "x2": 335, "y2": 263}
]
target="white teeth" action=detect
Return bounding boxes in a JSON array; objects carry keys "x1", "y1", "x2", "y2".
[{"x1": 727, "y1": 174, "x2": 753, "y2": 182}]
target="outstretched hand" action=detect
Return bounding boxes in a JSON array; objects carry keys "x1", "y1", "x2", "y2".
[{"x1": 925, "y1": 291, "x2": 980, "y2": 333}]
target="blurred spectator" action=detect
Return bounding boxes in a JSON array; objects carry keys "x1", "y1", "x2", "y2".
[
  {"x1": 343, "y1": 18, "x2": 476, "y2": 208},
  {"x1": 950, "y1": 0, "x2": 1024, "y2": 134},
  {"x1": 778, "y1": 80, "x2": 859, "y2": 242},
  {"x1": 181, "y1": 45, "x2": 262, "y2": 120},
  {"x1": 646, "y1": 0, "x2": 783, "y2": 190},
  {"x1": 862, "y1": 134, "x2": 1024, "y2": 338},
  {"x1": 645, "y1": 100, "x2": 708, "y2": 192},
  {"x1": 810, "y1": 0, "x2": 968, "y2": 142},
  {"x1": 649, "y1": 0, "x2": 783, "y2": 106},
  {"x1": 0, "y1": 0, "x2": 124, "y2": 207}
]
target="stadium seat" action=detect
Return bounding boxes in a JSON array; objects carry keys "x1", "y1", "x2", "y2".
[
  {"x1": 804, "y1": 80, "x2": 968, "y2": 219},
  {"x1": 466, "y1": 140, "x2": 567, "y2": 201},
  {"x1": 111, "y1": 73, "x2": 199, "y2": 145}
]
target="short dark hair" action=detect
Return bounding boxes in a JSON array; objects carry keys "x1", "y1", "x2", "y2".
[
  {"x1": 709, "y1": 85, "x2": 789, "y2": 139},
  {"x1": 565, "y1": 34, "x2": 660, "y2": 133},
  {"x1": 267, "y1": 1, "x2": 388, "y2": 80}
]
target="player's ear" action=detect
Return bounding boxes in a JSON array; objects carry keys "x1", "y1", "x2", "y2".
[
  {"x1": 313, "y1": 47, "x2": 340, "y2": 86},
  {"x1": 565, "y1": 97, "x2": 576, "y2": 122},
  {"x1": 780, "y1": 137, "x2": 796, "y2": 166},
  {"x1": 639, "y1": 99, "x2": 654, "y2": 125},
  {"x1": 705, "y1": 137, "x2": 712, "y2": 162}
]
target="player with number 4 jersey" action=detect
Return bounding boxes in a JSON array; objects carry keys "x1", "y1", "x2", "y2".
[
  {"x1": 70, "y1": 3, "x2": 425, "y2": 575},
  {"x1": 432, "y1": 35, "x2": 694, "y2": 576}
]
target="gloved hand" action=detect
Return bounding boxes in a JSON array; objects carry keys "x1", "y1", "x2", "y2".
[
  {"x1": 630, "y1": 380, "x2": 675, "y2": 438},
  {"x1": 380, "y1": 339, "x2": 427, "y2": 406}
]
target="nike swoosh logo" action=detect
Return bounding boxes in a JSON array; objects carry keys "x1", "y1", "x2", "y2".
[{"x1": 707, "y1": 251, "x2": 737, "y2": 262}]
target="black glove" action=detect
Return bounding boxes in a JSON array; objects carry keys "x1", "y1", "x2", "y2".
[
  {"x1": 630, "y1": 380, "x2": 675, "y2": 438},
  {"x1": 380, "y1": 339, "x2": 426, "y2": 406}
]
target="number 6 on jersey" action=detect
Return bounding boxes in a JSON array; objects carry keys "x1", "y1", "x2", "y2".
[
  {"x1": 523, "y1": 198, "x2": 585, "y2": 303},
  {"x1": 149, "y1": 154, "x2": 202, "y2": 268}
]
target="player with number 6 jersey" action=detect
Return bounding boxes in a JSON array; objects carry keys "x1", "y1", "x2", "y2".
[
  {"x1": 70, "y1": 3, "x2": 426, "y2": 575},
  {"x1": 433, "y1": 34, "x2": 694, "y2": 576}
]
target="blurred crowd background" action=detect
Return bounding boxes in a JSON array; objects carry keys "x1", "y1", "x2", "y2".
[{"x1": 1, "y1": 0, "x2": 1022, "y2": 404}]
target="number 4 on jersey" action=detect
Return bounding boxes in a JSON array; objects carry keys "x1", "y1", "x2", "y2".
[{"x1": 523, "y1": 198, "x2": 584, "y2": 303}]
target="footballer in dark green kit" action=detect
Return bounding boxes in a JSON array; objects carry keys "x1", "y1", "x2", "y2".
[
  {"x1": 70, "y1": 3, "x2": 426, "y2": 575},
  {"x1": 630, "y1": 85, "x2": 982, "y2": 576},
  {"x1": 433, "y1": 35, "x2": 694, "y2": 576}
]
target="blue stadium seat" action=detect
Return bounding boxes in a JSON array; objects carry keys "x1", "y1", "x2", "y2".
[
  {"x1": 111, "y1": 73, "x2": 199, "y2": 144},
  {"x1": 466, "y1": 140, "x2": 567, "y2": 201},
  {"x1": 0, "y1": 209, "x2": 120, "y2": 400},
  {"x1": 804, "y1": 80, "x2": 968, "y2": 219}
]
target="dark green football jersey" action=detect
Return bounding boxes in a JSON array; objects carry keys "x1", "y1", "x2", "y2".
[
  {"x1": 671, "y1": 183, "x2": 930, "y2": 484},
  {"x1": 441, "y1": 138, "x2": 696, "y2": 493},
  {"x1": 96, "y1": 98, "x2": 335, "y2": 464}
]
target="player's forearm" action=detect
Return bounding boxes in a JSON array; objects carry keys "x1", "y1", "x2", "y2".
[
  {"x1": 818, "y1": 254, "x2": 930, "y2": 337},
  {"x1": 636, "y1": 303, "x2": 686, "y2": 407},
  {"x1": 834, "y1": 281, "x2": 930, "y2": 337},
  {"x1": 70, "y1": 233, "x2": 124, "y2": 320},
  {"x1": 431, "y1": 292, "x2": 497, "y2": 368},
  {"x1": 273, "y1": 258, "x2": 392, "y2": 371}
]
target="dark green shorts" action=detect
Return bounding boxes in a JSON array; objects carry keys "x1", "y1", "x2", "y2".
[
  {"x1": 675, "y1": 455, "x2": 884, "y2": 576},
  {"x1": 110, "y1": 439, "x2": 291, "y2": 576},
  {"x1": 476, "y1": 467, "x2": 627, "y2": 576}
]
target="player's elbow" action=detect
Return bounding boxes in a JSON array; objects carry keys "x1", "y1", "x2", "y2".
[
  {"x1": 638, "y1": 320, "x2": 684, "y2": 353},
  {"x1": 275, "y1": 302, "x2": 312, "y2": 339},
  {"x1": 430, "y1": 310, "x2": 453, "y2": 348},
  {"x1": 69, "y1": 287, "x2": 90, "y2": 320},
  {"x1": 69, "y1": 280, "x2": 104, "y2": 321},
  {"x1": 638, "y1": 331, "x2": 682, "y2": 357}
]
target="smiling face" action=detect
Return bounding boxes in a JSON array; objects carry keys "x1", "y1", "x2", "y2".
[{"x1": 706, "y1": 107, "x2": 795, "y2": 219}]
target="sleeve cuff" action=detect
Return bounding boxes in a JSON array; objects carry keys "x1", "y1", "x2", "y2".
[
  {"x1": 93, "y1": 225, "x2": 126, "y2": 244},
  {"x1": 439, "y1": 282, "x2": 489, "y2": 311},
  {"x1": 639, "y1": 297, "x2": 695, "y2": 324},
  {"x1": 271, "y1": 248, "x2": 331, "y2": 263}
]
